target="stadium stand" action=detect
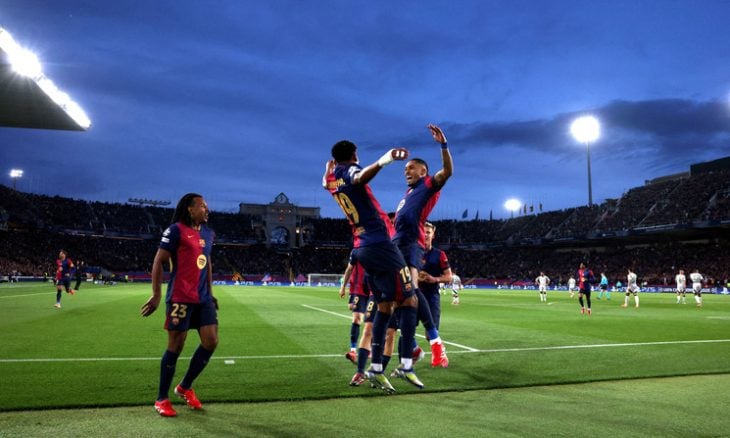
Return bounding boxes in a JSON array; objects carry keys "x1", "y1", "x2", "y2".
[{"x1": 1, "y1": 163, "x2": 729, "y2": 287}]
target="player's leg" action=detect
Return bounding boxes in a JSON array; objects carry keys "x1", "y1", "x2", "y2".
[
  {"x1": 451, "y1": 287, "x2": 459, "y2": 304},
  {"x1": 585, "y1": 289, "x2": 592, "y2": 315},
  {"x1": 578, "y1": 291, "x2": 585, "y2": 314},
  {"x1": 622, "y1": 291, "x2": 630, "y2": 307},
  {"x1": 155, "y1": 323, "x2": 188, "y2": 417},
  {"x1": 175, "y1": 301, "x2": 218, "y2": 410},
  {"x1": 55, "y1": 284, "x2": 62, "y2": 308},
  {"x1": 676, "y1": 290, "x2": 681, "y2": 304},
  {"x1": 634, "y1": 291, "x2": 640, "y2": 308}
]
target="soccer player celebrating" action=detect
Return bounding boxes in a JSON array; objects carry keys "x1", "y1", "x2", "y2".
[
  {"x1": 393, "y1": 124, "x2": 453, "y2": 368},
  {"x1": 535, "y1": 271, "x2": 550, "y2": 303},
  {"x1": 141, "y1": 193, "x2": 219, "y2": 417},
  {"x1": 690, "y1": 269, "x2": 704, "y2": 307},
  {"x1": 418, "y1": 222, "x2": 453, "y2": 327},
  {"x1": 623, "y1": 268, "x2": 640, "y2": 308},
  {"x1": 577, "y1": 262, "x2": 595, "y2": 315},
  {"x1": 675, "y1": 269, "x2": 687, "y2": 304},
  {"x1": 339, "y1": 258, "x2": 369, "y2": 364},
  {"x1": 54, "y1": 249, "x2": 75, "y2": 308},
  {"x1": 324, "y1": 140, "x2": 422, "y2": 392}
]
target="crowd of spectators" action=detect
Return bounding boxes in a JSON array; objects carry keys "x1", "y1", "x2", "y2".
[{"x1": 1, "y1": 167, "x2": 729, "y2": 283}]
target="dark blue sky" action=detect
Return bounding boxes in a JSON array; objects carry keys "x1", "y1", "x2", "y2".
[{"x1": 2, "y1": 0, "x2": 729, "y2": 219}]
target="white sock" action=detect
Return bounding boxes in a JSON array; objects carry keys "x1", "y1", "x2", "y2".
[
  {"x1": 635, "y1": 296, "x2": 640, "y2": 306},
  {"x1": 429, "y1": 337, "x2": 441, "y2": 345},
  {"x1": 401, "y1": 358, "x2": 413, "y2": 369}
]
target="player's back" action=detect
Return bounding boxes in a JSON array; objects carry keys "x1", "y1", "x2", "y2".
[
  {"x1": 326, "y1": 163, "x2": 392, "y2": 247},
  {"x1": 690, "y1": 272, "x2": 703, "y2": 283}
]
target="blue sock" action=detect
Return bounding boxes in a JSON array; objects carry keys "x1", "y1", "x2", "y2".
[
  {"x1": 382, "y1": 355, "x2": 391, "y2": 370},
  {"x1": 157, "y1": 350, "x2": 179, "y2": 401},
  {"x1": 398, "y1": 306, "x2": 417, "y2": 364},
  {"x1": 350, "y1": 322, "x2": 360, "y2": 349},
  {"x1": 416, "y1": 289, "x2": 436, "y2": 334},
  {"x1": 180, "y1": 345, "x2": 214, "y2": 389},
  {"x1": 56, "y1": 290, "x2": 62, "y2": 303},
  {"x1": 357, "y1": 348, "x2": 369, "y2": 374},
  {"x1": 370, "y1": 310, "x2": 390, "y2": 369}
]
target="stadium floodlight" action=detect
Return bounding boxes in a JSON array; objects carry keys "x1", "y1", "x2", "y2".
[
  {"x1": 0, "y1": 26, "x2": 91, "y2": 130},
  {"x1": 504, "y1": 198, "x2": 522, "y2": 218},
  {"x1": 570, "y1": 115, "x2": 601, "y2": 207},
  {"x1": 9, "y1": 169, "x2": 23, "y2": 190}
]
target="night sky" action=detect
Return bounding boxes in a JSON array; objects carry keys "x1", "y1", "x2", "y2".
[{"x1": 1, "y1": 0, "x2": 729, "y2": 219}]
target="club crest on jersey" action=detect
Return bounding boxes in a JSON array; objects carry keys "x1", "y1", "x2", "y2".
[
  {"x1": 199, "y1": 239, "x2": 206, "y2": 248},
  {"x1": 172, "y1": 317, "x2": 180, "y2": 326},
  {"x1": 396, "y1": 199, "x2": 406, "y2": 213},
  {"x1": 197, "y1": 254, "x2": 207, "y2": 270}
]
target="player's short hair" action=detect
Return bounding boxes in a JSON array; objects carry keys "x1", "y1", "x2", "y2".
[
  {"x1": 332, "y1": 140, "x2": 357, "y2": 163},
  {"x1": 424, "y1": 221, "x2": 435, "y2": 232},
  {"x1": 172, "y1": 193, "x2": 202, "y2": 226},
  {"x1": 59, "y1": 249, "x2": 67, "y2": 256},
  {"x1": 409, "y1": 158, "x2": 429, "y2": 174}
]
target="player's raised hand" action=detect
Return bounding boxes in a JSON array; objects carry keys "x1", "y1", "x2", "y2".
[
  {"x1": 141, "y1": 295, "x2": 160, "y2": 317},
  {"x1": 377, "y1": 148, "x2": 409, "y2": 167},
  {"x1": 325, "y1": 159, "x2": 336, "y2": 174},
  {"x1": 428, "y1": 124, "x2": 447, "y2": 145}
]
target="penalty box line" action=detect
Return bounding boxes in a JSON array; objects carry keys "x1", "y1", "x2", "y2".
[
  {"x1": 3, "y1": 339, "x2": 730, "y2": 364},
  {"x1": 302, "y1": 304, "x2": 480, "y2": 352}
]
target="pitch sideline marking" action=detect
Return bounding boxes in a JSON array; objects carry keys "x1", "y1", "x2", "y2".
[
  {"x1": 302, "y1": 303, "x2": 503, "y2": 352},
  {"x1": 2, "y1": 339, "x2": 729, "y2": 364}
]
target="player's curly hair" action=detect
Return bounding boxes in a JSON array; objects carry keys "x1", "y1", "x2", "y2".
[
  {"x1": 332, "y1": 140, "x2": 357, "y2": 163},
  {"x1": 409, "y1": 158, "x2": 429, "y2": 174},
  {"x1": 171, "y1": 193, "x2": 202, "y2": 226}
]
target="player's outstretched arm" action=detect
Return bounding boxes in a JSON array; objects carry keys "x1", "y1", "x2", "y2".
[
  {"x1": 353, "y1": 148, "x2": 409, "y2": 185},
  {"x1": 141, "y1": 248, "x2": 171, "y2": 317},
  {"x1": 429, "y1": 124, "x2": 453, "y2": 187}
]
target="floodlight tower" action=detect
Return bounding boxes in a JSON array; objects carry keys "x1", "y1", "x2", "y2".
[
  {"x1": 9, "y1": 169, "x2": 23, "y2": 190},
  {"x1": 504, "y1": 198, "x2": 521, "y2": 218},
  {"x1": 570, "y1": 115, "x2": 600, "y2": 207}
]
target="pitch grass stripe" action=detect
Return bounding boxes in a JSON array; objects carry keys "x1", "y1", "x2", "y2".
[
  {"x1": 303, "y1": 303, "x2": 485, "y2": 352},
  {"x1": 2, "y1": 339, "x2": 730, "y2": 363}
]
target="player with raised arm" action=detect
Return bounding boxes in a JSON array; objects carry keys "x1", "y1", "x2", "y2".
[
  {"x1": 675, "y1": 269, "x2": 687, "y2": 304},
  {"x1": 324, "y1": 140, "x2": 422, "y2": 392},
  {"x1": 450, "y1": 272, "x2": 462, "y2": 305},
  {"x1": 140, "y1": 193, "x2": 219, "y2": 417},
  {"x1": 339, "y1": 258, "x2": 369, "y2": 364},
  {"x1": 690, "y1": 269, "x2": 704, "y2": 307},
  {"x1": 393, "y1": 124, "x2": 453, "y2": 368},
  {"x1": 535, "y1": 271, "x2": 550, "y2": 303},
  {"x1": 54, "y1": 249, "x2": 75, "y2": 308},
  {"x1": 577, "y1": 262, "x2": 594, "y2": 315},
  {"x1": 622, "y1": 268, "x2": 640, "y2": 308}
]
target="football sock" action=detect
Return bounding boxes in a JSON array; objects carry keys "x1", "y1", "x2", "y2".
[
  {"x1": 350, "y1": 322, "x2": 360, "y2": 349},
  {"x1": 578, "y1": 296, "x2": 584, "y2": 307},
  {"x1": 357, "y1": 348, "x2": 369, "y2": 374},
  {"x1": 398, "y1": 306, "x2": 417, "y2": 363},
  {"x1": 158, "y1": 350, "x2": 180, "y2": 401},
  {"x1": 634, "y1": 296, "x2": 640, "y2": 307},
  {"x1": 180, "y1": 345, "x2": 214, "y2": 389},
  {"x1": 370, "y1": 310, "x2": 391, "y2": 370},
  {"x1": 415, "y1": 289, "x2": 437, "y2": 333},
  {"x1": 586, "y1": 295, "x2": 592, "y2": 309},
  {"x1": 56, "y1": 290, "x2": 62, "y2": 304},
  {"x1": 382, "y1": 355, "x2": 391, "y2": 370}
]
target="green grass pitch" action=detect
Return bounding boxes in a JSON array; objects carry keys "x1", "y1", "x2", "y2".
[{"x1": 1, "y1": 282, "x2": 729, "y2": 436}]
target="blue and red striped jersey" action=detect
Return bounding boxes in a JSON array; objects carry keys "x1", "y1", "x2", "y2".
[
  {"x1": 394, "y1": 175, "x2": 441, "y2": 248},
  {"x1": 159, "y1": 222, "x2": 214, "y2": 304},
  {"x1": 325, "y1": 163, "x2": 394, "y2": 248}
]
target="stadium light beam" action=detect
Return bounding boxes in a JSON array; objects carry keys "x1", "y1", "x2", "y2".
[
  {"x1": 504, "y1": 198, "x2": 522, "y2": 218},
  {"x1": 9, "y1": 168, "x2": 23, "y2": 190},
  {"x1": 570, "y1": 115, "x2": 600, "y2": 207}
]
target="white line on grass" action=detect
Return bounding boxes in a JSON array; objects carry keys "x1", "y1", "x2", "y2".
[
  {"x1": 303, "y1": 303, "x2": 486, "y2": 352},
  {"x1": 2, "y1": 339, "x2": 729, "y2": 363}
]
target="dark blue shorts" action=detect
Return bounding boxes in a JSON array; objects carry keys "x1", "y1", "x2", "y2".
[
  {"x1": 349, "y1": 294, "x2": 369, "y2": 313},
  {"x1": 396, "y1": 241, "x2": 424, "y2": 270},
  {"x1": 351, "y1": 241, "x2": 414, "y2": 303},
  {"x1": 57, "y1": 278, "x2": 71, "y2": 290},
  {"x1": 364, "y1": 295, "x2": 376, "y2": 323},
  {"x1": 165, "y1": 299, "x2": 218, "y2": 331}
]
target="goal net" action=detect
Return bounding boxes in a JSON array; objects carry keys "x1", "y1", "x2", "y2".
[{"x1": 307, "y1": 273, "x2": 343, "y2": 287}]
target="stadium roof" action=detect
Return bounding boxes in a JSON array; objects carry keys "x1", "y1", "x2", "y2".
[{"x1": 0, "y1": 26, "x2": 90, "y2": 131}]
